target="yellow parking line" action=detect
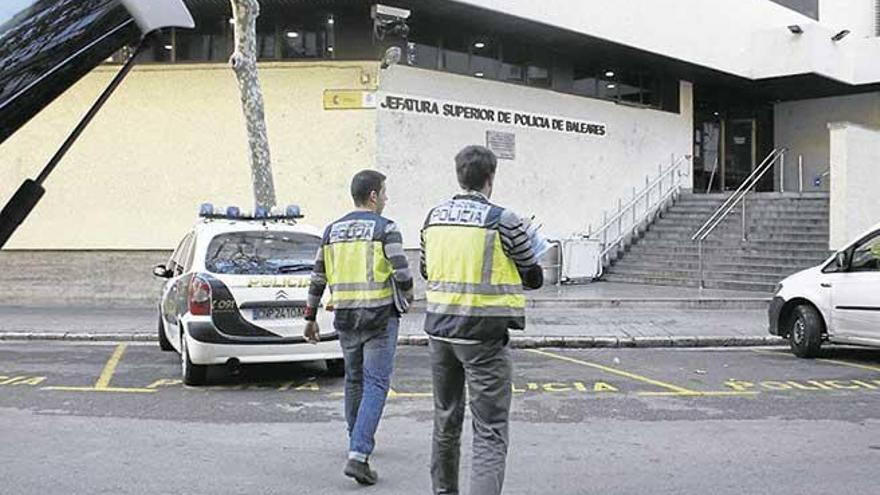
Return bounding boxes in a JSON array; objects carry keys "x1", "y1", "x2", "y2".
[
  {"x1": 816, "y1": 358, "x2": 880, "y2": 373},
  {"x1": 42, "y1": 386, "x2": 155, "y2": 394},
  {"x1": 41, "y1": 344, "x2": 156, "y2": 394},
  {"x1": 753, "y1": 348, "x2": 880, "y2": 373},
  {"x1": 95, "y1": 344, "x2": 127, "y2": 389},
  {"x1": 526, "y1": 349, "x2": 698, "y2": 395}
]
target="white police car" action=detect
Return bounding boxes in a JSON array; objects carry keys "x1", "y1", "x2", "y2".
[
  {"x1": 153, "y1": 204, "x2": 342, "y2": 385},
  {"x1": 769, "y1": 221, "x2": 880, "y2": 357}
]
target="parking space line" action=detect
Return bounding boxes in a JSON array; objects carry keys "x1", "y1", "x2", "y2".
[
  {"x1": 753, "y1": 349, "x2": 880, "y2": 373},
  {"x1": 526, "y1": 349, "x2": 699, "y2": 395},
  {"x1": 94, "y1": 344, "x2": 127, "y2": 389},
  {"x1": 817, "y1": 358, "x2": 880, "y2": 373},
  {"x1": 43, "y1": 344, "x2": 156, "y2": 394},
  {"x1": 639, "y1": 391, "x2": 758, "y2": 397}
]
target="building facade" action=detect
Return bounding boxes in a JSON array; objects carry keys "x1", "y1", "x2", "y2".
[{"x1": 2, "y1": 0, "x2": 879, "y2": 257}]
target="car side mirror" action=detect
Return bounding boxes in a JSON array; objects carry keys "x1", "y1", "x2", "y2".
[{"x1": 153, "y1": 264, "x2": 172, "y2": 278}]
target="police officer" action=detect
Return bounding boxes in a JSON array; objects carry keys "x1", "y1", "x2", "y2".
[
  {"x1": 420, "y1": 145, "x2": 543, "y2": 495},
  {"x1": 304, "y1": 169, "x2": 413, "y2": 486}
]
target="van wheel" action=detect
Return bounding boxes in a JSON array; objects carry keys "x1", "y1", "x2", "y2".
[
  {"x1": 158, "y1": 315, "x2": 173, "y2": 351},
  {"x1": 789, "y1": 304, "x2": 823, "y2": 358},
  {"x1": 181, "y1": 331, "x2": 208, "y2": 386},
  {"x1": 326, "y1": 359, "x2": 345, "y2": 377}
]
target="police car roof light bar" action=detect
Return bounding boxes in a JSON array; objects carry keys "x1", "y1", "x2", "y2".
[{"x1": 198, "y1": 203, "x2": 304, "y2": 221}]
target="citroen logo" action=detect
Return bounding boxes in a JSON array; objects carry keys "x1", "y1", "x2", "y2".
[{"x1": 275, "y1": 290, "x2": 288, "y2": 300}]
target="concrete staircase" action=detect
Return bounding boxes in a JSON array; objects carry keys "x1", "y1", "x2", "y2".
[{"x1": 602, "y1": 192, "x2": 832, "y2": 292}]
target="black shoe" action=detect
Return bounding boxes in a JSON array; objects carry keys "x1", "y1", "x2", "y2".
[{"x1": 344, "y1": 458, "x2": 378, "y2": 485}]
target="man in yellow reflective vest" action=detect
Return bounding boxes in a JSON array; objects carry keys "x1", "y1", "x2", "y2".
[
  {"x1": 421, "y1": 145, "x2": 543, "y2": 495},
  {"x1": 304, "y1": 169, "x2": 413, "y2": 486}
]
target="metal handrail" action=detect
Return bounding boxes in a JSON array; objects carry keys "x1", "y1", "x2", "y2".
[
  {"x1": 691, "y1": 147, "x2": 785, "y2": 242},
  {"x1": 594, "y1": 156, "x2": 690, "y2": 238},
  {"x1": 691, "y1": 147, "x2": 788, "y2": 289},
  {"x1": 588, "y1": 155, "x2": 691, "y2": 278}
]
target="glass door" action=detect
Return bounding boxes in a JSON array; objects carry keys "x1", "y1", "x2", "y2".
[{"x1": 723, "y1": 119, "x2": 756, "y2": 191}]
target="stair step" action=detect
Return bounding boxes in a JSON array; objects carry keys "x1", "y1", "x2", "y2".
[
  {"x1": 601, "y1": 274, "x2": 775, "y2": 293},
  {"x1": 605, "y1": 266, "x2": 786, "y2": 283}
]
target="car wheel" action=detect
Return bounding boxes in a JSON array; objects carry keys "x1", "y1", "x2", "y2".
[
  {"x1": 789, "y1": 304, "x2": 823, "y2": 358},
  {"x1": 157, "y1": 315, "x2": 173, "y2": 351},
  {"x1": 326, "y1": 358, "x2": 345, "y2": 377},
  {"x1": 181, "y1": 330, "x2": 208, "y2": 386}
]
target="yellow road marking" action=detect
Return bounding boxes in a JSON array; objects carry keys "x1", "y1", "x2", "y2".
[
  {"x1": 41, "y1": 344, "x2": 155, "y2": 394},
  {"x1": 526, "y1": 349, "x2": 698, "y2": 394},
  {"x1": 388, "y1": 388, "x2": 433, "y2": 398},
  {"x1": 42, "y1": 386, "x2": 155, "y2": 394},
  {"x1": 817, "y1": 358, "x2": 880, "y2": 373},
  {"x1": 752, "y1": 348, "x2": 880, "y2": 373},
  {"x1": 95, "y1": 344, "x2": 127, "y2": 389}
]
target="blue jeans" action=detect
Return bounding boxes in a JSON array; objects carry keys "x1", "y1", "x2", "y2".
[{"x1": 338, "y1": 316, "x2": 399, "y2": 461}]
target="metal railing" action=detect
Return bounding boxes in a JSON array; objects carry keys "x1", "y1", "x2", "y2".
[
  {"x1": 587, "y1": 155, "x2": 691, "y2": 278},
  {"x1": 691, "y1": 147, "x2": 788, "y2": 288}
]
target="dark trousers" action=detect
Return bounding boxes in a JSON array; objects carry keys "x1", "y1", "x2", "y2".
[{"x1": 429, "y1": 337, "x2": 512, "y2": 495}]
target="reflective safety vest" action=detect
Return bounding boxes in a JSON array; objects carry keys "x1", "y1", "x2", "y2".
[
  {"x1": 423, "y1": 198, "x2": 525, "y2": 330},
  {"x1": 323, "y1": 216, "x2": 394, "y2": 309}
]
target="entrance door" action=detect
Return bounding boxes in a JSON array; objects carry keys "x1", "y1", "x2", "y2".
[{"x1": 723, "y1": 119, "x2": 756, "y2": 191}]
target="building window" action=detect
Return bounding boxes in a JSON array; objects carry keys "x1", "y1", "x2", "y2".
[
  {"x1": 470, "y1": 37, "x2": 499, "y2": 79},
  {"x1": 500, "y1": 40, "x2": 527, "y2": 83},
  {"x1": 441, "y1": 34, "x2": 470, "y2": 75},
  {"x1": 174, "y1": 18, "x2": 230, "y2": 62}
]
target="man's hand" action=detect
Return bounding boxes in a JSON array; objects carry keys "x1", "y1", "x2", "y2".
[{"x1": 304, "y1": 321, "x2": 320, "y2": 344}]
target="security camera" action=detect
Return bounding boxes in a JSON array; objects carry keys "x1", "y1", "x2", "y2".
[
  {"x1": 371, "y1": 4, "x2": 411, "y2": 22},
  {"x1": 372, "y1": 4, "x2": 411, "y2": 40}
]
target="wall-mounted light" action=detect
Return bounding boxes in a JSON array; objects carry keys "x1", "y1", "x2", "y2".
[
  {"x1": 604, "y1": 70, "x2": 615, "y2": 78},
  {"x1": 474, "y1": 72, "x2": 485, "y2": 78},
  {"x1": 606, "y1": 83, "x2": 616, "y2": 89},
  {"x1": 831, "y1": 29, "x2": 850, "y2": 41},
  {"x1": 327, "y1": 16, "x2": 335, "y2": 26},
  {"x1": 327, "y1": 46, "x2": 334, "y2": 52},
  {"x1": 474, "y1": 42, "x2": 486, "y2": 49},
  {"x1": 285, "y1": 31, "x2": 299, "y2": 38},
  {"x1": 787, "y1": 24, "x2": 803, "y2": 34},
  {"x1": 163, "y1": 44, "x2": 173, "y2": 51},
  {"x1": 228, "y1": 18, "x2": 235, "y2": 25}
]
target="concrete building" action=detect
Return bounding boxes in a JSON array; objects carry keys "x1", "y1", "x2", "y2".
[{"x1": 2, "y1": 0, "x2": 879, "y2": 301}]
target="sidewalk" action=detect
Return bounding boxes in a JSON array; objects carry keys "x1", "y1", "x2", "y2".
[{"x1": 0, "y1": 282, "x2": 780, "y2": 347}]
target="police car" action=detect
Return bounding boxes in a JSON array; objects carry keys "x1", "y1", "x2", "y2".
[
  {"x1": 152, "y1": 204, "x2": 342, "y2": 385},
  {"x1": 769, "y1": 221, "x2": 880, "y2": 357}
]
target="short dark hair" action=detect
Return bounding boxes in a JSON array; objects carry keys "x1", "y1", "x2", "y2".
[
  {"x1": 350, "y1": 169, "x2": 386, "y2": 205},
  {"x1": 455, "y1": 145, "x2": 497, "y2": 190}
]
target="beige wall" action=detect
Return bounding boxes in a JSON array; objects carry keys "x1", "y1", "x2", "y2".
[
  {"x1": 0, "y1": 61, "x2": 378, "y2": 249},
  {"x1": 774, "y1": 92, "x2": 880, "y2": 193},
  {"x1": 829, "y1": 122, "x2": 880, "y2": 250}
]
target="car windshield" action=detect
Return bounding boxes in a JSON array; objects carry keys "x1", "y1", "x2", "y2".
[{"x1": 205, "y1": 231, "x2": 321, "y2": 276}]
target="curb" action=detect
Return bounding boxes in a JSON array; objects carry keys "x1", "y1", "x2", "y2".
[
  {"x1": 0, "y1": 332, "x2": 786, "y2": 348},
  {"x1": 407, "y1": 298, "x2": 770, "y2": 311}
]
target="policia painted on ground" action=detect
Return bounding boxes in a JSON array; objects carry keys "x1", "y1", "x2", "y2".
[
  {"x1": 421, "y1": 145, "x2": 544, "y2": 495},
  {"x1": 303, "y1": 170, "x2": 414, "y2": 486}
]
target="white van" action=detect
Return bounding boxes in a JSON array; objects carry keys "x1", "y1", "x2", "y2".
[{"x1": 769, "y1": 221, "x2": 880, "y2": 357}]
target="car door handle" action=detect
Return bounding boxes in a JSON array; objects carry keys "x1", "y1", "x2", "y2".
[{"x1": 820, "y1": 283, "x2": 832, "y2": 288}]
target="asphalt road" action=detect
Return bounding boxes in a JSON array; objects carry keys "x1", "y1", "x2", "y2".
[{"x1": 2, "y1": 343, "x2": 880, "y2": 494}]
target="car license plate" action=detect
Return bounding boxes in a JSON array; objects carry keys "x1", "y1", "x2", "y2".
[{"x1": 252, "y1": 307, "x2": 305, "y2": 320}]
